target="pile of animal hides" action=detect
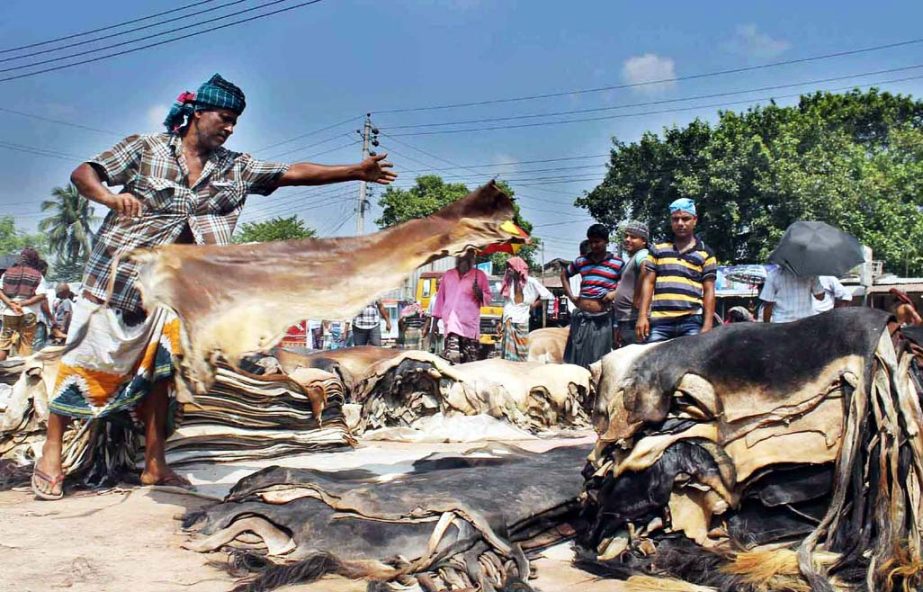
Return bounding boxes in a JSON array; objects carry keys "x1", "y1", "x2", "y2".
[
  {"x1": 0, "y1": 356, "x2": 353, "y2": 487},
  {"x1": 182, "y1": 442, "x2": 591, "y2": 592},
  {"x1": 273, "y1": 346, "x2": 593, "y2": 436},
  {"x1": 163, "y1": 362, "x2": 353, "y2": 465},
  {"x1": 578, "y1": 308, "x2": 923, "y2": 592}
]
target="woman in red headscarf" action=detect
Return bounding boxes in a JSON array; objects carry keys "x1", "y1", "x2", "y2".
[{"x1": 500, "y1": 256, "x2": 554, "y2": 361}]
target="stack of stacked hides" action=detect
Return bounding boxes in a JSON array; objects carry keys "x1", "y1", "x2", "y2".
[
  {"x1": 578, "y1": 309, "x2": 923, "y2": 592},
  {"x1": 164, "y1": 361, "x2": 354, "y2": 466}
]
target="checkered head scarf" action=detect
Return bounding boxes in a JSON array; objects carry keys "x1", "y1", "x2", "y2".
[{"x1": 163, "y1": 73, "x2": 247, "y2": 132}]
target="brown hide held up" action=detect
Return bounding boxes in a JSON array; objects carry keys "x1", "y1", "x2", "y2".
[{"x1": 129, "y1": 182, "x2": 520, "y2": 398}]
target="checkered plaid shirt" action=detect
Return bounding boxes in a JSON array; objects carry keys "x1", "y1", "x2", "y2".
[
  {"x1": 83, "y1": 133, "x2": 289, "y2": 312},
  {"x1": 352, "y1": 302, "x2": 382, "y2": 329}
]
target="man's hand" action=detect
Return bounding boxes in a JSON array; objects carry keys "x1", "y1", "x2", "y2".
[
  {"x1": 385, "y1": 320, "x2": 393, "y2": 332},
  {"x1": 7, "y1": 302, "x2": 22, "y2": 315},
  {"x1": 358, "y1": 153, "x2": 397, "y2": 185},
  {"x1": 635, "y1": 315, "x2": 650, "y2": 342},
  {"x1": 104, "y1": 192, "x2": 144, "y2": 217},
  {"x1": 603, "y1": 291, "x2": 617, "y2": 304},
  {"x1": 472, "y1": 280, "x2": 484, "y2": 305}
]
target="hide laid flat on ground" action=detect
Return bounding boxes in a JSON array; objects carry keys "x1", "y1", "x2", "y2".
[{"x1": 183, "y1": 442, "x2": 591, "y2": 592}]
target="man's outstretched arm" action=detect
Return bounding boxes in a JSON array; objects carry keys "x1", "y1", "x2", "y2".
[{"x1": 277, "y1": 153, "x2": 397, "y2": 187}]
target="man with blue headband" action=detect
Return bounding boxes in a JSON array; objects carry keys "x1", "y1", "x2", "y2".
[
  {"x1": 636, "y1": 198, "x2": 717, "y2": 343},
  {"x1": 31, "y1": 74, "x2": 397, "y2": 500}
]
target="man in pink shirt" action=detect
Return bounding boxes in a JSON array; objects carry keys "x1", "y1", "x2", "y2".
[{"x1": 432, "y1": 250, "x2": 491, "y2": 363}]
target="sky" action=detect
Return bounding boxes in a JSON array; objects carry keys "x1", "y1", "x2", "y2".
[{"x1": 1, "y1": 0, "x2": 921, "y2": 262}]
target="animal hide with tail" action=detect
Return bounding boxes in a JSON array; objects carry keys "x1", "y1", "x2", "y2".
[{"x1": 129, "y1": 182, "x2": 521, "y2": 397}]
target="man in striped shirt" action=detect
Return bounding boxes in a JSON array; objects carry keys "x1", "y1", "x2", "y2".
[
  {"x1": 560, "y1": 224, "x2": 623, "y2": 367},
  {"x1": 636, "y1": 198, "x2": 717, "y2": 342}
]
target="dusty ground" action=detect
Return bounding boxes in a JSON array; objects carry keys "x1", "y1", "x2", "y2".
[{"x1": 0, "y1": 437, "x2": 625, "y2": 592}]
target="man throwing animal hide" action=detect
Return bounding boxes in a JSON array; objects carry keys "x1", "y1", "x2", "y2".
[{"x1": 32, "y1": 73, "x2": 397, "y2": 500}]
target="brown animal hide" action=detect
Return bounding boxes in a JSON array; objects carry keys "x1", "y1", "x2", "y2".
[
  {"x1": 350, "y1": 350, "x2": 592, "y2": 433},
  {"x1": 130, "y1": 182, "x2": 520, "y2": 398},
  {"x1": 527, "y1": 327, "x2": 569, "y2": 364},
  {"x1": 579, "y1": 309, "x2": 923, "y2": 592},
  {"x1": 273, "y1": 346, "x2": 407, "y2": 394}
]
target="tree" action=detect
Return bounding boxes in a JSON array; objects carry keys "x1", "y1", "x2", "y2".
[
  {"x1": 233, "y1": 215, "x2": 316, "y2": 243},
  {"x1": 39, "y1": 184, "x2": 98, "y2": 272},
  {"x1": 577, "y1": 89, "x2": 923, "y2": 274},
  {"x1": 0, "y1": 216, "x2": 48, "y2": 258},
  {"x1": 376, "y1": 176, "x2": 541, "y2": 270}
]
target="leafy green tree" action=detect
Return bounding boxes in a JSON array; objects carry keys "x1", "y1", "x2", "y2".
[
  {"x1": 376, "y1": 176, "x2": 540, "y2": 270},
  {"x1": 39, "y1": 184, "x2": 98, "y2": 271},
  {"x1": 0, "y1": 216, "x2": 48, "y2": 258},
  {"x1": 233, "y1": 215, "x2": 316, "y2": 243},
  {"x1": 577, "y1": 89, "x2": 923, "y2": 274}
]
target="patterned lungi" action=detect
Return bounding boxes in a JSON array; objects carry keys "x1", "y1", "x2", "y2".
[
  {"x1": 443, "y1": 333, "x2": 478, "y2": 364},
  {"x1": 501, "y1": 319, "x2": 529, "y2": 361},
  {"x1": 0, "y1": 312, "x2": 38, "y2": 357},
  {"x1": 49, "y1": 297, "x2": 182, "y2": 419},
  {"x1": 403, "y1": 327, "x2": 423, "y2": 350}
]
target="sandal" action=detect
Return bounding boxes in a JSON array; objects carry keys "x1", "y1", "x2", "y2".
[{"x1": 31, "y1": 467, "x2": 65, "y2": 500}]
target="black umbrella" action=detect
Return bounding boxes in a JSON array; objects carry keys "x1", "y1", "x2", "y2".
[{"x1": 768, "y1": 221, "x2": 864, "y2": 277}]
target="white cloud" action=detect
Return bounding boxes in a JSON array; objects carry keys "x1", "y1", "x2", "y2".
[
  {"x1": 146, "y1": 105, "x2": 169, "y2": 131},
  {"x1": 621, "y1": 54, "x2": 676, "y2": 93},
  {"x1": 726, "y1": 24, "x2": 790, "y2": 59}
]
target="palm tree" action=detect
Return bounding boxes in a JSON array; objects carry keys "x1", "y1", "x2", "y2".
[{"x1": 38, "y1": 184, "x2": 98, "y2": 268}]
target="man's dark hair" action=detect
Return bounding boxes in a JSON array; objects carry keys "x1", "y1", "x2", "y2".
[
  {"x1": 586, "y1": 224, "x2": 609, "y2": 240},
  {"x1": 578, "y1": 240, "x2": 591, "y2": 256}
]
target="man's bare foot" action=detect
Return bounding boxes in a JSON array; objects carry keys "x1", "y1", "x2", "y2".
[{"x1": 140, "y1": 467, "x2": 195, "y2": 490}]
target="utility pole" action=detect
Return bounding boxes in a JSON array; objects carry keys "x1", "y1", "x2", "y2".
[
  {"x1": 355, "y1": 114, "x2": 381, "y2": 235},
  {"x1": 356, "y1": 114, "x2": 371, "y2": 234}
]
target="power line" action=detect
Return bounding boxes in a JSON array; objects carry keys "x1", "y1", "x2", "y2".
[
  {"x1": 388, "y1": 153, "x2": 609, "y2": 173},
  {"x1": 300, "y1": 139, "x2": 361, "y2": 160},
  {"x1": 385, "y1": 74, "x2": 923, "y2": 137},
  {"x1": 0, "y1": 105, "x2": 119, "y2": 135},
  {"x1": 378, "y1": 138, "x2": 593, "y2": 207},
  {"x1": 243, "y1": 189, "x2": 356, "y2": 221},
  {"x1": 381, "y1": 63, "x2": 923, "y2": 129},
  {"x1": 375, "y1": 37, "x2": 923, "y2": 114},
  {"x1": 245, "y1": 195, "x2": 356, "y2": 224},
  {"x1": 0, "y1": 0, "x2": 220, "y2": 54},
  {"x1": 0, "y1": 0, "x2": 327, "y2": 83},
  {"x1": 263, "y1": 132, "x2": 354, "y2": 160},
  {"x1": 0, "y1": 141, "x2": 83, "y2": 161},
  {"x1": 0, "y1": 0, "x2": 302, "y2": 75},
  {"x1": 255, "y1": 115, "x2": 362, "y2": 152},
  {"x1": 0, "y1": 0, "x2": 253, "y2": 64}
]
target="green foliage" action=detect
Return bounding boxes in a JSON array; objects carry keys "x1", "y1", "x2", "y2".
[
  {"x1": 0, "y1": 216, "x2": 48, "y2": 258},
  {"x1": 577, "y1": 89, "x2": 923, "y2": 275},
  {"x1": 376, "y1": 176, "x2": 541, "y2": 270},
  {"x1": 233, "y1": 215, "x2": 316, "y2": 243},
  {"x1": 38, "y1": 184, "x2": 98, "y2": 275}
]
